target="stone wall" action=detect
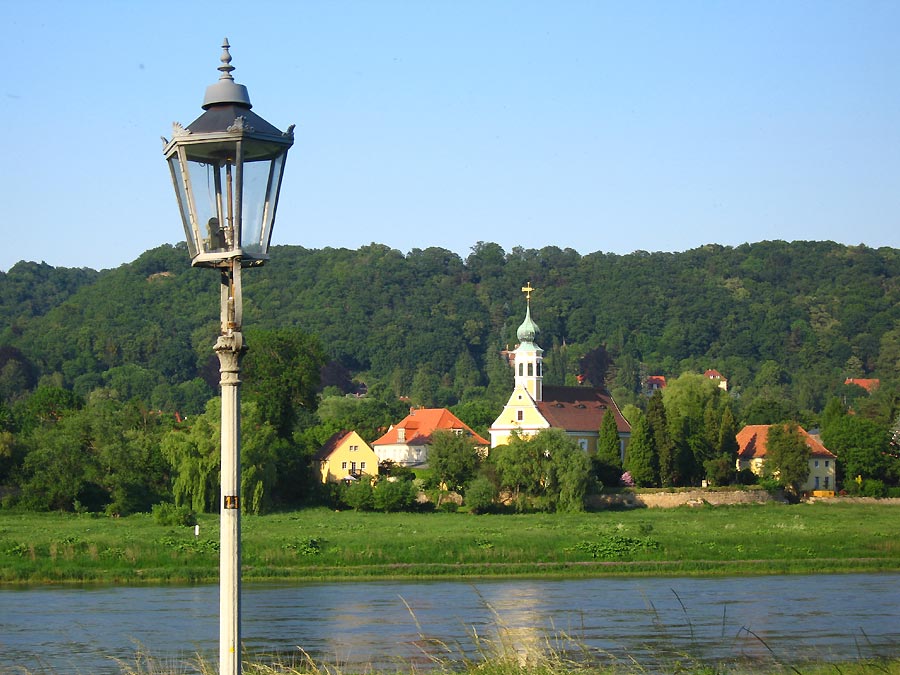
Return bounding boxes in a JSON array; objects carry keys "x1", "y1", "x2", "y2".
[{"x1": 589, "y1": 489, "x2": 781, "y2": 509}]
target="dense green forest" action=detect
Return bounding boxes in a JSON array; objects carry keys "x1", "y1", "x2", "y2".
[{"x1": 1, "y1": 240, "x2": 899, "y2": 513}]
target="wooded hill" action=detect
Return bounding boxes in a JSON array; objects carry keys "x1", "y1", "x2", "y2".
[{"x1": 2, "y1": 239, "x2": 899, "y2": 421}]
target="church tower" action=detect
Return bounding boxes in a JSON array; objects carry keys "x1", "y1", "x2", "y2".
[
  {"x1": 513, "y1": 282, "x2": 543, "y2": 402},
  {"x1": 489, "y1": 282, "x2": 632, "y2": 451}
]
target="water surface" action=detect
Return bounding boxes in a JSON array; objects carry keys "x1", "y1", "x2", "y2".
[{"x1": 2, "y1": 574, "x2": 898, "y2": 673}]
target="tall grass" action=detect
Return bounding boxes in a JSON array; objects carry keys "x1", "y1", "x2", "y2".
[
  {"x1": 1, "y1": 502, "x2": 899, "y2": 584},
  {"x1": 100, "y1": 619, "x2": 900, "y2": 675}
]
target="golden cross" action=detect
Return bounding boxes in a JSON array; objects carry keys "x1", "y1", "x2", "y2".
[{"x1": 521, "y1": 282, "x2": 535, "y2": 301}]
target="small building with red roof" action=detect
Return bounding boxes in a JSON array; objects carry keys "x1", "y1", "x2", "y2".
[
  {"x1": 373, "y1": 408, "x2": 489, "y2": 468},
  {"x1": 646, "y1": 375, "x2": 667, "y2": 393},
  {"x1": 844, "y1": 378, "x2": 880, "y2": 394},
  {"x1": 736, "y1": 424, "x2": 837, "y2": 493},
  {"x1": 704, "y1": 369, "x2": 728, "y2": 391}
]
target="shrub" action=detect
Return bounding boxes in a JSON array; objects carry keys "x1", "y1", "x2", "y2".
[
  {"x1": 151, "y1": 502, "x2": 197, "y2": 527},
  {"x1": 372, "y1": 479, "x2": 417, "y2": 512},
  {"x1": 340, "y1": 480, "x2": 374, "y2": 511},
  {"x1": 861, "y1": 479, "x2": 887, "y2": 498},
  {"x1": 465, "y1": 476, "x2": 497, "y2": 514}
]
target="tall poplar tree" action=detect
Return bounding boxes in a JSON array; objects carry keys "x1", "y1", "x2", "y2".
[
  {"x1": 624, "y1": 416, "x2": 657, "y2": 487},
  {"x1": 595, "y1": 409, "x2": 623, "y2": 485},
  {"x1": 646, "y1": 391, "x2": 674, "y2": 486}
]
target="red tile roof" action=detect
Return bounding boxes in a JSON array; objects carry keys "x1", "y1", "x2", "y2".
[
  {"x1": 536, "y1": 386, "x2": 631, "y2": 434},
  {"x1": 314, "y1": 430, "x2": 354, "y2": 461},
  {"x1": 736, "y1": 424, "x2": 835, "y2": 460},
  {"x1": 705, "y1": 369, "x2": 725, "y2": 380},
  {"x1": 647, "y1": 375, "x2": 667, "y2": 389},
  {"x1": 374, "y1": 408, "x2": 489, "y2": 447},
  {"x1": 844, "y1": 378, "x2": 880, "y2": 393}
]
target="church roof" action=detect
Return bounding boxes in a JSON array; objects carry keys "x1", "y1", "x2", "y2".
[
  {"x1": 537, "y1": 386, "x2": 631, "y2": 434},
  {"x1": 374, "y1": 408, "x2": 489, "y2": 447}
]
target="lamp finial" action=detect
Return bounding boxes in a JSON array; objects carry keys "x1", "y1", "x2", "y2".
[
  {"x1": 218, "y1": 38, "x2": 236, "y2": 82},
  {"x1": 202, "y1": 38, "x2": 252, "y2": 109}
]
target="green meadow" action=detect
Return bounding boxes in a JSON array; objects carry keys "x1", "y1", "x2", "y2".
[{"x1": 1, "y1": 501, "x2": 898, "y2": 584}]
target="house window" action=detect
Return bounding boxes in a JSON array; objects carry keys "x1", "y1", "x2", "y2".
[
  {"x1": 350, "y1": 445, "x2": 359, "y2": 452},
  {"x1": 453, "y1": 428, "x2": 463, "y2": 435},
  {"x1": 398, "y1": 428, "x2": 406, "y2": 442},
  {"x1": 517, "y1": 410, "x2": 524, "y2": 421},
  {"x1": 519, "y1": 363, "x2": 524, "y2": 376},
  {"x1": 824, "y1": 476, "x2": 830, "y2": 489},
  {"x1": 825, "y1": 460, "x2": 830, "y2": 468},
  {"x1": 814, "y1": 460, "x2": 819, "y2": 468},
  {"x1": 360, "y1": 462, "x2": 366, "y2": 471},
  {"x1": 815, "y1": 476, "x2": 820, "y2": 489},
  {"x1": 537, "y1": 362, "x2": 542, "y2": 376},
  {"x1": 351, "y1": 462, "x2": 357, "y2": 472},
  {"x1": 578, "y1": 439, "x2": 588, "y2": 451},
  {"x1": 341, "y1": 461, "x2": 347, "y2": 469}
]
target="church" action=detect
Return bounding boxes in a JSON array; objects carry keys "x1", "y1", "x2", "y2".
[{"x1": 489, "y1": 283, "x2": 631, "y2": 455}]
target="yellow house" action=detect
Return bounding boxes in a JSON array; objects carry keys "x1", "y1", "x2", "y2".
[
  {"x1": 736, "y1": 424, "x2": 837, "y2": 494},
  {"x1": 489, "y1": 283, "x2": 631, "y2": 453},
  {"x1": 314, "y1": 430, "x2": 379, "y2": 483}
]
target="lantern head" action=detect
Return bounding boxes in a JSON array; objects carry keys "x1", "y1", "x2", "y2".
[{"x1": 163, "y1": 39, "x2": 294, "y2": 268}]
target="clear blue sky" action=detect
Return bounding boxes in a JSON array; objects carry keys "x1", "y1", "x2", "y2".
[{"x1": 3, "y1": 1, "x2": 899, "y2": 272}]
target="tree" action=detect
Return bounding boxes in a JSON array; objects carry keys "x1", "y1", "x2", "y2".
[
  {"x1": 464, "y1": 475, "x2": 497, "y2": 514},
  {"x1": 765, "y1": 423, "x2": 812, "y2": 495},
  {"x1": 372, "y1": 478, "x2": 418, "y2": 512},
  {"x1": 703, "y1": 454, "x2": 735, "y2": 487},
  {"x1": 161, "y1": 398, "x2": 221, "y2": 513},
  {"x1": 579, "y1": 346, "x2": 611, "y2": 388},
  {"x1": 662, "y1": 373, "x2": 720, "y2": 485},
  {"x1": 239, "y1": 402, "x2": 283, "y2": 514},
  {"x1": 646, "y1": 391, "x2": 675, "y2": 487},
  {"x1": 717, "y1": 404, "x2": 739, "y2": 458},
  {"x1": 821, "y1": 413, "x2": 892, "y2": 486},
  {"x1": 494, "y1": 429, "x2": 591, "y2": 512},
  {"x1": 341, "y1": 477, "x2": 374, "y2": 511},
  {"x1": 429, "y1": 429, "x2": 480, "y2": 494},
  {"x1": 624, "y1": 416, "x2": 657, "y2": 487},
  {"x1": 410, "y1": 363, "x2": 440, "y2": 408},
  {"x1": 242, "y1": 328, "x2": 326, "y2": 439},
  {"x1": 595, "y1": 409, "x2": 622, "y2": 486}
]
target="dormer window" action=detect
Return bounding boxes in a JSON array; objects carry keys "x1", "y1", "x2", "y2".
[{"x1": 398, "y1": 428, "x2": 406, "y2": 442}]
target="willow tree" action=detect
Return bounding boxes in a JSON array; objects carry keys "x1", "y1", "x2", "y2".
[{"x1": 161, "y1": 398, "x2": 220, "y2": 513}]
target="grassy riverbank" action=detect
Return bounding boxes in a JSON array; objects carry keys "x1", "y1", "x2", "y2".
[{"x1": 1, "y1": 501, "x2": 899, "y2": 584}]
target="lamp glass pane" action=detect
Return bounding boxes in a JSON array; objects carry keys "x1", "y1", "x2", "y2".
[
  {"x1": 167, "y1": 155, "x2": 198, "y2": 258},
  {"x1": 186, "y1": 160, "x2": 231, "y2": 254},
  {"x1": 240, "y1": 154, "x2": 284, "y2": 255}
]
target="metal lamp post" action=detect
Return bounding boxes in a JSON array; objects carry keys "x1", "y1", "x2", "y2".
[{"x1": 162, "y1": 39, "x2": 293, "y2": 675}]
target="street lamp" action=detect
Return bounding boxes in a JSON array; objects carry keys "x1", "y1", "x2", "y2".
[{"x1": 162, "y1": 39, "x2": 293, "y2": 675}]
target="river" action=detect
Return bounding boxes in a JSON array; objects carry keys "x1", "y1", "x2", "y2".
[{"x1": 2, "y1": 573, "x2": 899, "y2": 674}]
